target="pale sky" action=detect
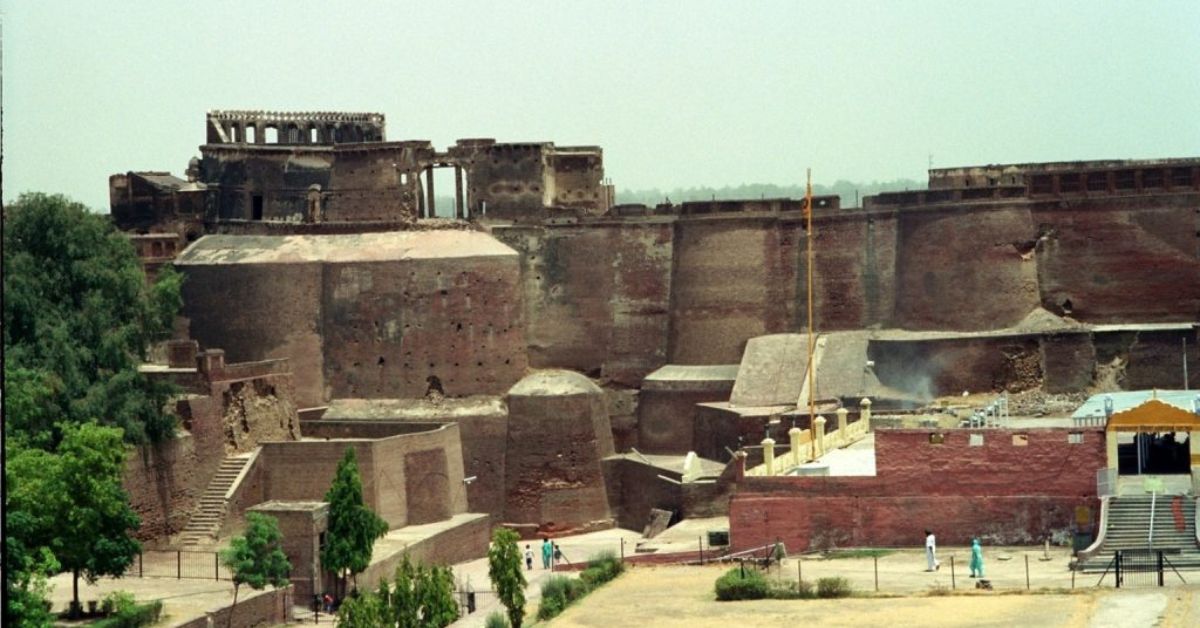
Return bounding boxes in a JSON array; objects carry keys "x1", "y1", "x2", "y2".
[{"x1": 4, "y1": 0, "x2": 1199, "y2": 211}]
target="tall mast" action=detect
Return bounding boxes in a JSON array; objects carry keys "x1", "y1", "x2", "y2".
[{"x1": 806, "y1": 169, "x2": 817, "y2": 459}]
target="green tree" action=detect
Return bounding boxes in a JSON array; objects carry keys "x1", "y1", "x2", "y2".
[
  {"x1": 220, "y1": 512, "x2": 291, "y2": 628},
  {"x1": 5, "y1": 423, "x2": 142, "y2": 614},
  {"x1": 388, "y1": 555, "x2": 419, "y2": 627},
  {"x1": 487, "y1": 528, "x2": 526, "y2": 628},
  {"x1": 421, "y1": 564, "x2": 459, "y2": 628},
  {"x1": 4, "y1": 442, "x2": 62, "y2": 627},
  {"x1": 322, "y1": 447, "x2": 389, "y2": 597},
  {"x1": 2, "y1": 193, "x2": 182, "y2": 447},
  {"x1": 335, "y1": 589, "x2": 387, "y2": 628}
]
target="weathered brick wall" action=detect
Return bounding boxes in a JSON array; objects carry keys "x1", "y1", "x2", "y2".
[
  {"x1": 731, "y1": 428, "x2": 1105, "y2": 551},
  {"x1": 893, "y1": 205, "x2": 1040, "y2": 331},
  {"x1": 602, "y1": 458, "x2": 683, "y2": 531},
  {"x1": 257, "y1": 422, "x2": 467, "y2": 529},
  {"x1": 123, "y1": 435, "x2": 206, "y2": 544},
  {"x1": 669, "y1": 217, "x2": 791, "y2": 364},
  {"x1": 173, "y1": 585, "x2": 293, "y2": 628},
  {"x1": 1033, "y1": 195, "x2": 1200, "y2": 324},
  {"x1": 504, "y1": 372, "x2": 615, "y2": 533},
  {"x1": 321, "y1": 255, "x2": 526, "y2": 399},
  {"x1": 182, "y1": 262, "x2": 325, "y2": 408},
  {"x1": 491, "y1": 219, "x2": 674, "y2": 386}
]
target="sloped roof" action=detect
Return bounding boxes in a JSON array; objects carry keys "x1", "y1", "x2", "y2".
[{"x1": 176, "y1": 231, "x2": 517, "y2": 265}]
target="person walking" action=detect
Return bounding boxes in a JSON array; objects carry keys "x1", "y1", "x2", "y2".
[
  {"x1": 541, "y1": 538, "x2": 554, "y2": 570},
  {"x1": 524, "y1": 544, "x2": 534, "y2": 570},
  {"x1": 925, "y1": 530, "x2": 940, "y2": 572},
  {"x1": 969, "y1": 538, "x2": 985, "y2": 578}
]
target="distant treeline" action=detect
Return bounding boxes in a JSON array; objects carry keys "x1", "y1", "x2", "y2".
[{"x1": 616, "y1": 179, "x2": 923, "y2": 209}]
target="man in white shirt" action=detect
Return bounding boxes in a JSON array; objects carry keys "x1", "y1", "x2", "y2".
[{"x1": 925, "y1": 530, "x2": 940, "y2": 571}]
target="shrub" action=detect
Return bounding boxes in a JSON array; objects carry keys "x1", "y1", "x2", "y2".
[
  {"x1": 714, "y1": 568, "x2": 768, "y2": 601},
  {"x1": 90, "y1": 600, "x2": 162, "y2": 628},
  {"x1": 538, "y1": 575, "x2": 591, "y2": 621},
  {"x1": 100, "y1": 590, "x2": 136, "y2": 615},
  {"x1": 485, "y1": 610, "x2": 510, "y2": 628},
  {"x1": 815, "y1": 577, "x2": 853, "y2": 599},
  {"x1": 580, "y1": 551, "x2": 624, "y2": 588},
  {"x1": 767, "y1": 578, "x2": 814, "y2": 600}
]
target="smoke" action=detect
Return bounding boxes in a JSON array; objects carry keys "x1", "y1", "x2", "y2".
[{"x1": 868, "y1": 341, "x2": 942, "y2": 404}]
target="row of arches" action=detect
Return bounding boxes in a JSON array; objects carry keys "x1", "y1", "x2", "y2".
[{"x1": 223, "y1": 121, "x2": 382, "y2": 145}]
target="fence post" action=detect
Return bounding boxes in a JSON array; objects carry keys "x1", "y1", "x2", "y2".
[
  {"x1": 698, "y1": 536, "x2": 704, "y2": 565},
  {"x1": 620, "y1": 538, "x2": 625, "y2": 565},
  {"x1": 1116, "y1": 552, "x2": 1122, "y2": 588},
  {"x1": 798, "y1": 558, "x2": 802, "y2": 583},
  {"x1": 873, "y1": 555, "x2": 878, "y2": 592},
  {"x1": 950, "y1": 555, "x2": 955, "y2": 590},
  {"x1": 1025, "y1": 555, "x2": 1030, "y2": 590},
  {"x1": 1071, "y1": 567, "x2": 1076, "y2": 589},
  {"x1": 215, "y1": 552, "x2": 219, "y2": 581},
  {"x1": 139, "y1": 552, "x2": 143, "y2": 578},
  {"x1": 177, "y1": 550, "x2": 182, "y2": 580}
]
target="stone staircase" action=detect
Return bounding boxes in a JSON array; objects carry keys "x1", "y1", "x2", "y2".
[
  {"x1": 177, "y1": 454, "x2": 253, "y2": 547},
  {"x1": 1079, "y1": 494, "x2": 1200, "y2": 572}
]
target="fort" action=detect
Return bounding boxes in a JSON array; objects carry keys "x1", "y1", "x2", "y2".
[{"x1": 109, "y1": 110, "x2": 1200, "y2": 614}]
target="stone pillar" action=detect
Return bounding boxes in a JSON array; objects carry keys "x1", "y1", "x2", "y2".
[
  {"x1": 425, "y1": 168, "x2": 436, "y2": 218},
  {"x1": 813, "y1": 416, "x2": 826, "y2": 458},
  {"x1": 454, "y1": 166, "x2": 465, "y2": 220},
  {"x1": 789, "y1": 426, "x2": 803, "y2": 466},
  {"x1": 1106, "y1": 430, "x2": 1119, "y2": 471},
  {"x1": 836, "y1": 407, "x2": 849, "y2": 445},
  {"x1": 1190, "y1": 428, "x2": 1200, "y2": 493},
  {"x1": 762, "y1": 437, "x2": 776, "y2": 476},
  {"x1": 860, "y1": 397, "x2": 873, "y2": 431}
]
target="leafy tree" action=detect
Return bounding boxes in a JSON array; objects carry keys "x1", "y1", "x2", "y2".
[
  {"x1": 322, "y1": 447, "x2": 389, "y2": 597},
  {"x1": 4, "y1": 443, "x2": 61, "y2": 627},
  {"x1": 5, "y1": 423, "x2": 142, "y2": 614},
  {"x1": 2, "y1": 193, "x2": 182, "y2": 448},
  {"x1": 487, "y1": 528, "x2": 526, "y2": 628},
  {"x1": 379, "y1": 555, "x2": 458, "y2": 628},
  {"x1": 335, "y1": 589, "x2": 387, "y2": 628},
  {"x1": 421, "y1": 564, "x2": 459, "y2": 627},
  {"x1": 219, "y1": 512, "x2": 291, "y2": 628}
]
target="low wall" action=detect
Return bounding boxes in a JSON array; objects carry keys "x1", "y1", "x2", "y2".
[
  {"x1": 123, "y1": 434, "x2": 210, "y2": 543},
  {"x1": 357, "y1": 514, "x2": 491, "y2": 591},
  {"x1": 172, "y1": 585, "x2": 294, "y2": 628},
  {"x1": 730, "y1": 428, "x2": 1105, "y2": 552}
]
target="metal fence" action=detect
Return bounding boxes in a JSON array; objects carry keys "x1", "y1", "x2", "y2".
[
  {"x1": 123, "y1": 549, "x2": 236, "y2": 581},
  {"x1": 1093, "y1": 550, "x2": 1187, "y2": 588}
]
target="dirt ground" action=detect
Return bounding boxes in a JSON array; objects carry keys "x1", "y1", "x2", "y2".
[{"x1": 544, "y1": 562, "x2": 1200, "y2": 628}]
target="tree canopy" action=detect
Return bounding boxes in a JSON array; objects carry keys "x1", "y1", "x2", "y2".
[
  {"x1": 220, "y1": 512, "x2": 291, "y2": 628},
  {"x1": 5, "y1": 422, "x2": 142, "y2": 611},
  {"x1": 487, "y1": 528, "x2": 526, "y2": 628},
  {"x1": 3, "y1": 192, "x2": 182, "y2": 447},
  {"x1": 322, "y1": 447, "x2": 389, "y2": 595}
]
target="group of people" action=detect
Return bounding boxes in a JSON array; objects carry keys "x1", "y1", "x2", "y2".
[
  {"x1": 524, "y1": 538, "x2": 564, "y2": 570},
  {"x1": 924, "y1": 530, "x2": 985, "y2": 578}
]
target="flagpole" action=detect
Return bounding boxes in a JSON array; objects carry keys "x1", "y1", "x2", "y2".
[{"x1": 806, "y1": 169, "x2": 817, "y2": 460}]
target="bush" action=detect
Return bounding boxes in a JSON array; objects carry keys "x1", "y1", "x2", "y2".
[
  {"x1": 580, "y1": 551, "x2": 624, "y2": 588},
  {"x1": 90, "y1": 600, "x2": 162, "y2": 628},
  {"x1": 484, "y1": 610, "x2": 510, "y2": 628},
  {"x1": 100, "y1": 590, "x2": 136, "y2": 615},
  {"x1": 715, "y1": 568, "x2": 768, "y2": 601},
  {"x1": 538, "y1": 575, "x2": 591, "y2": 621},
  {"x1": 767, "y1": 578, "x2": 814, "y2": 600},
  {"x1": 815, "y1": 577, "x2": 853, "y2": 599}
]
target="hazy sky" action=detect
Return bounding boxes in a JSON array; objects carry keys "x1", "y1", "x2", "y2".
[{"x1": 4, "y1": 0, "x2": 1199, "y2": 211}]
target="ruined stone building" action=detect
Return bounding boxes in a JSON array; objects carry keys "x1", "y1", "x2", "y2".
[{"x1": 113, "y1": 110, "x2": 1199, "y2": 558}]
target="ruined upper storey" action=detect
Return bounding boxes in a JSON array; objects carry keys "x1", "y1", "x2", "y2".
[
  {"x1": 206, "y1": 110, "x2": 387, "y2": 145},
  {"x1": 867, "y1": 157, "x2": 1200, "y2": 208},
  {"x1": 111, "y1": 110, "x2": 614, "y2": 236}
]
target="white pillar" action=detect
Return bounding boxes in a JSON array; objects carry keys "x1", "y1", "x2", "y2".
[
  {"x1": 790, "y1": 426, "x2": 803, "y2": 465},
  {"x1": 836, "y1": 407, "x2": 849, "y2": 445},
  {"x1": 813, "y1": 417, "x2": 826, "y2": 459},
  {"x1": 860, "y1": 397, "x2": 873, "y2": 432},
  {"x1": 762, "y1": 437, "x2": 776, "y2": 476}
]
